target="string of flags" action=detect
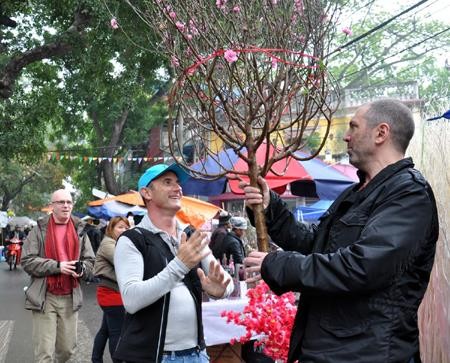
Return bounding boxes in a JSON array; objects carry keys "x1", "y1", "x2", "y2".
[{"x1": 46, "y1": 153, "x2": 175, "y2": 164}]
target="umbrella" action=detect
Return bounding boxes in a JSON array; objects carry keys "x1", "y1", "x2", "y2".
[
  {"x1": 88, "y1": 191, "x2": 144, "y2": 207},
  {"x1": 177, "y1": 196, "x2": 222, "y2": 228},
  {"x1": 7, "y1": 216, "x2": 37, "y2": 227},
  {"x1": 331, "y1": 162, "x2": 359, "y2": 182},
  {"x1": 87, "y1": 200, "x2": 146, "y2": 220},
  {"x1": 293, "y1": 200, "x2": 333, "y2": 222},
  {"x1": 289, "y1": 152, "x2": 356, "y2": 200},
  {"x1": 87, "y1": 192, "x2": 221, "y2": 229},
  {"x1": 182, "y1": 144, "x2": 311, "y2": 196},
  {"x1": 182, "y1": 146, "x2": 355, "y2": 200}
]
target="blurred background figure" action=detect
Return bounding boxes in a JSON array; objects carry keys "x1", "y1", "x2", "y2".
[
  {"x1": 210, "y1": 211, "x2": 231, "y2": 260},
  {"x1": 9, "y1": 225, "x2": 25, "y2": 240},
  {"x1": 83, "y1": 216, "x2": 103, "y2": 255},
  {"x1": 219, "y1": 216, "x2": 248, "y2": 266},
  {"x1": 126, "y1": 212, "x2": 135, "y2": 228},
  {"x1": 91, "y1": 216, "x2": 130, "y2": 363}
]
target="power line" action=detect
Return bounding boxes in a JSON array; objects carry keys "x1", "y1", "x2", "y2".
[
  {"x1": 326, "y1": 0, "x2": 430, "y2": 58},
  {"x1": 340, "y1": 26, "x2": 450, "y2": 81}
]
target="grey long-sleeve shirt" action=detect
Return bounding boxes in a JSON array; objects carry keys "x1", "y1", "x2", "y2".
[{"x1": 114, "y1": 214, "x2": 233, "y2": 351}]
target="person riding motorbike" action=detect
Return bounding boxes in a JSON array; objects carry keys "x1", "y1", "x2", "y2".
[{"x1": 5, "y1": 225, "x2": 25, "y2": 265}]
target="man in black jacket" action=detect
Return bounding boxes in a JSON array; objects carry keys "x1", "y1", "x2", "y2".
[
  {"x1": 210, "y1": 211, "x2": 231, "y2": 259},
  {"x1": 212, "y1": 216, "x2": 247, "y2": 265},
  {"x1": 242, "y1": 99, "x2": 439, "y2": 363}
]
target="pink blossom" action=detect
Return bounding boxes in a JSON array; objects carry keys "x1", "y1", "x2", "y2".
[
  {"x1": 175, "y1": 21, "x2": 185, "y2": 31},
  {"x1": 271, "y1": 0, "x2": 278, "y2": 4},
  {"x1": 232, "y1": 6, "x2": 240, "y2": 13},
  {"x1": 171, "y1": 56, "x2": 180, "y2": 67},
  {"x1": 189, "y1": 20, "x2": 199, "y2": 35},
  {"x1": 221, "y1": 281, "x2": 297, "y2": 362},
  {"x1": 224, "y1": 49, "x2": 238, "y2": 63},
  {"x1": 271, "y1": 57, "x2": 278, "y2": 69},
  {"x1": 169, "y1": 11, "x2": 176, "y2": 19},
  {"x1": 342, "y1": 27, "x2": 352, "y2": 36},
  {"x1": 216, "y1": 0, "x2": 227, "y2": 10},
  {"x1": 186, "y1": 34, "x2": 193, "y2": 40},
  {"x1": 294, "y1": 0, "x2": 304, "y2": 15},
  {"x1": 110, "y1": 18, "x2": 119, "y2": 29}
]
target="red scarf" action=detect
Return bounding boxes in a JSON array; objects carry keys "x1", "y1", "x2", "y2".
[{"x1": 45, "y1": 215, "x2": 80, "y2": 294}]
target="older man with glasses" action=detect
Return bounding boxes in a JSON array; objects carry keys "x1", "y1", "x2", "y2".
[{"x1": 22, "y1": 189, "x2": 95, "y2": 363}]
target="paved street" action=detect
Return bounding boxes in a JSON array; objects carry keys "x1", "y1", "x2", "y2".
[{"x1": 0, "y1": 262, "x2": 112, "y2": 363}]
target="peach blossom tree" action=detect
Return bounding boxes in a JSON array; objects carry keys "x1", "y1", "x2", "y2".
[{"x1": 125, "y1": 0, "x2": 341, "y2": 251}]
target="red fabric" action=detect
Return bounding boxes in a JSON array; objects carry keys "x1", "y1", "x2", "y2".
[
  {"x1": 45, "y1": 216, "x2": 79, "y2": 295},
  {"x1": 227, "y1": 143, "x2": 312, "y2": 194},
  {"x1": 96, "y1": 286, "x2": 123, "y2": 307}
]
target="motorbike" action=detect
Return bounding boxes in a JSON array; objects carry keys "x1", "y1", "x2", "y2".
[{"x1": 5, "y1": 237, "x2": 23, "y2": 270}]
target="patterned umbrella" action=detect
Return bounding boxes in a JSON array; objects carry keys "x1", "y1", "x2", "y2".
[{"x1": 182, "y1": 147, "x2": 355, "y2": 200}]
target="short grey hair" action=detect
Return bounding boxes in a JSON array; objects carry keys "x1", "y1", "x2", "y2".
[{"x1": 364, "y1": 99, "x2": 415, "y2": 153}]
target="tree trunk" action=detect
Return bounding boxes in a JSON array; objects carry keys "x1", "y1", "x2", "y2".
[
  {"x1": 1, "y1": 195, "x2": 11, "y2": 211},
  {"x1": 99, "y1": 108, "x2": 130, "y2": 195},
  {"x1": 247, "y1": 147, "x2": 269, "y2": 252},
  {"x1": 101, "y1": 160, "x2": 120, "y2": 195}
]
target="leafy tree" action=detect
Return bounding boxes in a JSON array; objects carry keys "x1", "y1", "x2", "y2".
[
  {"x1": 0, "y1": 159, "x2": 65, "y2": 214},
  {"x1": 329, "y1": 6, "x2": 449, "y2": 94},
  {"x1": 0, "y1": 1, "x2": 167, "y2": 205}
]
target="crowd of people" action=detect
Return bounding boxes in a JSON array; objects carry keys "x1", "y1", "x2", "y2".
[{"x1": 14, "y1": 99, "x2": 438, "y2": 363}]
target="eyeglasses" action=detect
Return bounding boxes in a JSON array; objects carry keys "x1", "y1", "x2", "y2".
[{"x1": 52, "y1": 200, "x2": 73, "y2": 206}]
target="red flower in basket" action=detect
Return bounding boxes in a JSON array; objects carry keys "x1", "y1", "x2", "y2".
[{"x1": 221, "y1": 281, "x2": 297, "y2": 362}]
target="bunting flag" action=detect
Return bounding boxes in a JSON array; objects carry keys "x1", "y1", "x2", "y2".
[{"x1": 45, "y1": 153, "x2": 173, "y2": 164}]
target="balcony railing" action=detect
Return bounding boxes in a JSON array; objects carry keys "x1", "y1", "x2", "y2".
[{"x1": 339, "y1": 82, "x2": 419, "y2": 108}]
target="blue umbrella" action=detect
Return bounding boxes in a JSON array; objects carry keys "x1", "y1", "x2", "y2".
[
  {"x1": 290, "y1": 152, "x2": 355, "y2": 200},
  {"x1": 87, "y1": 201, "x2": 146, "y2": 220},
  {"x1": 426, "y1": 109, "x2": 450, "y2": 121},
  {"x1": 293, "y1": 200, "x2": 333, "y2": 222},
  {"x1": 181, "y1": 148, "x2": 239, "y2": 196},
  {"x1": 181, "y1": 148, "x2": 356, "y2": 200}
]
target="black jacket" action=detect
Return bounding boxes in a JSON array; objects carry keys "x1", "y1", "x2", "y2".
[
  {"x1": 253, "y1": 158, "x2": 438, "y2": 363},
  {"x1": 212, "y1": 230, "x2": 246, "y2": 264},
  {"x1": 113, "y1": 228, "x2": 205, "y2": 363}
]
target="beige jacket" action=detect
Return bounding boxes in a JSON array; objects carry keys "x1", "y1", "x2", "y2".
[
  {"x1": 93, "y1": 236, "x2": 120, "y2": 291},
  {"x1": 21, "y1": 215, "x2": 95, "y2": 312}
]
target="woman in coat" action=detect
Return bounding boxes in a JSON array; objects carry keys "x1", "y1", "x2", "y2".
[{"x1": 91, "y1": 216, "x2": 130, "y2": 363}]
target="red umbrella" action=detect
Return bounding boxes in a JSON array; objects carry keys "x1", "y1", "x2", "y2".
[
  {"x1": 182, "y1": 144, "x2": 355, "y2": 199},
  {"x1": 331, "y1": 163, "x2": 359, "y2": 182},
  {"x1": 227, "y1": 143, "x2": 312, "y2": 194}
]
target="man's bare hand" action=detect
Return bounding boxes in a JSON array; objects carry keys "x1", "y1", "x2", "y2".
[
  {"x1": 239, "y1": 176, "x2": 270, "y2": 210},
  {"x1": 177, "y1": 229, "x2": 211, "y2": 269},
  {"x1": 244, "y1": 251, "x2": 268, "y2": 284},
  {"x1": 197, "y1": 260, "x2": 231, "y2": 298},
  {"x1": 59, "y1": 260, "x2": 83, "y2": 278}
]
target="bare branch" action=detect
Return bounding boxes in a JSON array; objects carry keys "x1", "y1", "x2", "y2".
[{"x1": 126, "y1": 0, "x2": 340, "y2": 251}]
